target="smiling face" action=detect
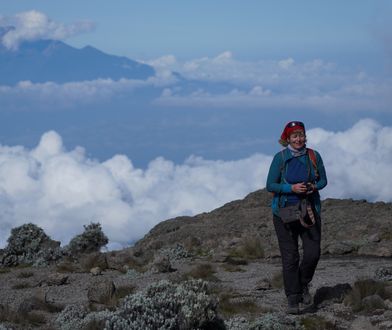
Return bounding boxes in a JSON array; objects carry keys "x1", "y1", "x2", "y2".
[{"x1": 287, "y1": 129, "x2": 306, "y2": 150}]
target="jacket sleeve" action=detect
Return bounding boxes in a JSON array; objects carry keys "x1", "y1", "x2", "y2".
[
  {"x1": 266, "y1": 152, "x2": 292, "y2": 194},
  {"x1": 315, "y1": 150, "x2": 327, "y2": 190}
]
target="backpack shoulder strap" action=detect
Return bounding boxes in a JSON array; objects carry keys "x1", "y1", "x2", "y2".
[
  {"x1": 279, "y1": 150, "x2": 285, "y2": 175},
  {"x1": 271, "y1": 150, "x2": 287, "y2": 198},
  {"x1": 307, "y1": 148, "x2": 319, "y2": 178}
]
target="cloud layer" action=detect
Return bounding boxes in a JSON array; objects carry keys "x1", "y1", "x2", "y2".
[
  {"x1": 0, "y1": 10, "x2": 94, "y2": 50},
  {"x1": 0, "y1": 50, "x2": 389, "y2": 113},
  {"x1": 149, "y1": 52, "x2": 392, "y2": 112},
  {"x1": 0, "y1": 119, "x2": 391, "y2": 249}
]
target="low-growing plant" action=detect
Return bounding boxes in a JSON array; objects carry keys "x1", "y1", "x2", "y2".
[
  {"x1": 0, "y1": 304, "x2": 48, "y2": 327},
  {"x1": 0, "y1": 268, "x2": 10, "y2": 274},
  {"x1": 22, "y1": 311, "x2": 47, "y2": 327},
  {"x1": 55, "y1": 304, "x2": 109, "y2": 330},
  {"x1": 192, "y1": 247, "x2": 213, "y2": 257},
  {"x1": 114, "y1": 284, "x2": 136, "y2": 300},
  {"x1": 182, "y1": 263, "x2": 220, "y2": 282},
  {"x1": 344, "y1": 278, "x2": 391, "y2": 312},
  {"x1": 16, "y1": 271, "x2": 34, "y2": 279},
  {"x1": 249, "y1": 313, "x2": 297, "y2": 330},
  {"x1": 224, "y1": 256, "x2": 249, "y2": 266},
  {"x1": 300, "y1": 315, "x2": 336, "y2": 330},
  {"x1": 228, "y1": 236, "x2": 265, "y2": 260},
  {"x1": 83, "y1": 319, "x2": 107, "y2": 330},
  {"x1": 79, "y1": 252, "x2": 108, "y2": 272},
  {"x1": 114, "y1": 252, "x2": 152, "y2": 274},
  {"x1": 218, "y1": 293, "x2": 260, "y2": 317},
  {"x1": 105, "y1": 279, "x2": 224, "y2": 329},
  {"x1": 56, "y1": 260, "x2": 79, "y2": 273}
]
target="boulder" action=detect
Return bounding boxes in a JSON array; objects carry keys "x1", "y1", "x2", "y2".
[{"x1": 87, "y1": 278, "x2": 115, "y2": 304}]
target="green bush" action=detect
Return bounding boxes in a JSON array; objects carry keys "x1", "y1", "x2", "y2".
[{"x1": 66, "y1": 223, "x2": 108, "y2": 256}]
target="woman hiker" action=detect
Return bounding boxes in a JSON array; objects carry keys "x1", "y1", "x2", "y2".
[{"x1": 266, "y1": 121, "x2": 327, "y2": 314}]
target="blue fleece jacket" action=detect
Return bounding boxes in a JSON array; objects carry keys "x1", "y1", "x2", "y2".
[{"x1": 266, "y1": 148, "x2": 327, "y2": 216}]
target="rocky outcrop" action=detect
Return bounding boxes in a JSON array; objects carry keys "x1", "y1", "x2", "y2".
[{"x1": 134, "y1": 189, "x2": 392, "y2": 258}]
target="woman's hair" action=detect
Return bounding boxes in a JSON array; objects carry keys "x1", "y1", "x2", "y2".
[
  {"x1": 279, "y1": 139, "x2": 289, "y2": 147},
  {"x1": 279, "y1": 129, "x2": 307, "y2": 147}
]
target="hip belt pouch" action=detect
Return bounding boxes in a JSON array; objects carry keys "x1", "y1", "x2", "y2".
[{"x1": 278, "y1": 202, "x2": 302, "y2": 224}]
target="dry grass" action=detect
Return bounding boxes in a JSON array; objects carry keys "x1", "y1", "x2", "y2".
[
  {"x1": 12, "y1": 282, "x2": 32, "y2": 290},
  {"x1": 223, "y1": 256, "x2": 248, "y2": 266},
  {"x1": 115, "y1": 284, "x2": 136, "y2": 300},
  {"x1": 344, "y1": 278, "x2": 391, "y2": 312},
  {"x1": 182, "y1": 263, "x2": 220, "y2": 282},
  {"x1": 270, "y1": 271, "x2": 284, "y2": 289},
  {"x1": 220, "y1": 263, "x2": 246, "y2": 273},
  {"x1": 16, "y1": 271, "x2": 34, "y2": 279},
  {"x1": 111, "y1": 252, "x2": 151, "y2": 274},
  {"x1": 218, "y1": 293, "x2": 260, "y2": 317},
  {"x1": 0, "y1": 268, "x2": 10, "y2": 274},
  {"x1": 83, "y1": 319, "x2": 107, "y2": 330},
  {"x1": 228, "y1": 236, "x2": 265, "y2": 260},
  {"x1": 56, "y1": 260, "x2": 79, "y2": 273},
  {"x1": 300, "y1": 315, "x2": 336, "y2": 330},
  {"x1": 79, "y1": 252, "x2": 108, "y2": 272},
  {"x1": 0, "y1": 302, "x2": 59, "y2": 327}
]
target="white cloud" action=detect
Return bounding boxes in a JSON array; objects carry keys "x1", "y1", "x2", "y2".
[
  {"x1": 147, "y1": 52, "x2": 392, "y2": 112},
  {"x1": 0, "y1": 48, "x2": 390, "y2": 113},
  {"x1": 0, "y1": 132, "x2": 270, "y2": 248},
  {"x1": 308, "y1": 119, "x2": 392, "y2": 202},
  {"x1": 0, "y1": 120, "x2": 391, "y2": 249},
  {"x1": 0, "y1": 10, "x2": 95, "y2": 50},
  {"x1": 0, "y1": 76, "x2": 176, "y2": 110}
]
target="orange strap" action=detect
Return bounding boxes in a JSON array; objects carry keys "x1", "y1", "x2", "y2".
[{"x1": 307, "y1": 148, "x2": 318, "y2": 179}]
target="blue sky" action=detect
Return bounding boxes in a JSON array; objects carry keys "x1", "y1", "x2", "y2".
[
  {"x1": 2, "y1": 0, "x2": 391, "y2": 62},
  {"x1": 0, "y1": 1, "x2": 392, "y2": 247}
]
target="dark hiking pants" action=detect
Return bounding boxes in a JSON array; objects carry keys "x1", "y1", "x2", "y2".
[{"x1": 273, "y1": 213, "x2": 321, "y2": 299}]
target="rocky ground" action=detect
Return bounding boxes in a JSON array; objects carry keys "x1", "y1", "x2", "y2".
[{"x1": 0, "y1": 189, "x2": 391, "y2": 329}]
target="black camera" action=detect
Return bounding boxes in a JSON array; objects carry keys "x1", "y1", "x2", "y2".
[{"x1": 306, "y1": 182, "x2": 313, "y2": 192}]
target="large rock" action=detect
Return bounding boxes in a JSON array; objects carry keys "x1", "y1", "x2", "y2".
[{"x1": 87, "y1": 278, "x2": 115, "y2": 304}]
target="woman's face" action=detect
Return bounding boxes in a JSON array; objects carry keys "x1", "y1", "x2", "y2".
[{"x1": 287, "y1": 129, "x2": 306, "y2": 150}]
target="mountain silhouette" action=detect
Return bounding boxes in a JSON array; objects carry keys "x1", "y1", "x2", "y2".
[{"x1": 0, "y1": 31, "x2": 155, "y2": 85}]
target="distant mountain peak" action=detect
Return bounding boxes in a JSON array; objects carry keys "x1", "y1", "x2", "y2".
[{"x1": 0, "y1": 38, "x2": 155, "y2": 85}]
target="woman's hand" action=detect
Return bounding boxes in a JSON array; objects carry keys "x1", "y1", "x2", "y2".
[
  {"x1": 291, "y1": 182, "x2": 316, "y2": 194},
  {"x1": 291, "y1": 182, "x2": 308, "y2": 194}
]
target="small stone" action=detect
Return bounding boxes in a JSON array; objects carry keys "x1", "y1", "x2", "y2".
[
  {"x1": 368, "y1": 233, "x2": 381, "y2": 243},
  {"x1": 350, "y1": 316, "x2": 377, "y2": 330},
  {"x1": 383, "y1": 299, "x2": 392, "y2": 310},
  {"x1": 326, "y1": 242, "x2": 355, "y2": 255},
  {"x1": 90, "y1": 267, "x2": 102, "y2": 276},
  {"x1": 43, "y1": 273, "x2": 68, "y2": 286},
  {"x1": 255, "y1": 278, "x2": 272, "y2": 291}
]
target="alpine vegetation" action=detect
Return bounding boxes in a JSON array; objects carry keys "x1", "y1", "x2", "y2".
[
  {"x1": 0, "y1": 223, "x2": 62, "y2": 267},
  {"x1": 105, "y1": 279, "x2": 223, "y2": 329},
  {"x1": 64, "y1": 222, "x2": 109, "y2": 256}
]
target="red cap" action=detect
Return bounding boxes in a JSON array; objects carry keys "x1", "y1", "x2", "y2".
[{"x1": 280, "y1": 121, "x2": 305, "y2": 141}]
